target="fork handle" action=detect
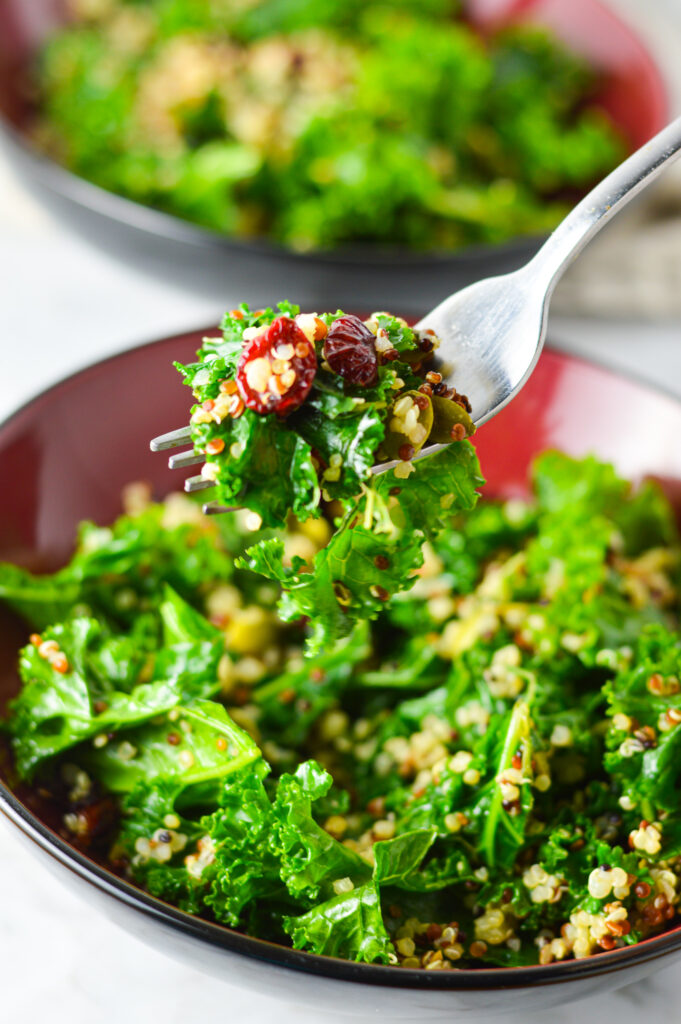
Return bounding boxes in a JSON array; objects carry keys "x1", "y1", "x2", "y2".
[{"x1": 528, "y1": 115, "x2": 681, "y2": 293}]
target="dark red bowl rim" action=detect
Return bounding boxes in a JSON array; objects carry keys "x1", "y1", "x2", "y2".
[
  {"x1": 1, "y1": 331, "x2": 681, "y2": 991},
  {"x1": 0, "y1": 0, "x2": 668, "y2": 269}
]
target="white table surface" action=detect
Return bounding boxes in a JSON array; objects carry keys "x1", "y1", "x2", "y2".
[{"x1": 3, "y1": 21, "x2": 681, "y2": 1020}]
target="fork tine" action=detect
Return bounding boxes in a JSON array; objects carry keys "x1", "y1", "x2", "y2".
[
  {"x1": 203, "y1": 500, "x2": 239, "y2": 515},
  {"x1": 184, "y1": 475, "x2": 216, "y2": 493},
  {"x1": 150, "y1": 426, "x2": 192, "y2": 452},
  {"x1": 168, "y1": 449, "x2": 203, "y2": 470}
]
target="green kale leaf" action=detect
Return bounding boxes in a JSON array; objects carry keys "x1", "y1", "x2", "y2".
[
  {"x1": 271, "y1": 761, "x2": 371, "y2": 902},
  {"x1": 202, "y1": 760, "x2": 286, "y2": 925},
  {"x1": 372, "y1": 828, "x2": 437, "y2": 887},
  {"x1": 80, "y1": 699, "x2": 260, "y2": 798},
  {"x1": 9, "y1": 620, "x2": 222, "y2": 779},
  {"x1": 283, "y1": 881, "x2": 393, "y2": 963}
]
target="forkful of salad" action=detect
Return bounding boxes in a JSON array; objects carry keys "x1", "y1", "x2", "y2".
[{"x1": 152, "y1": 115, "x2": 681, "y2": 519}]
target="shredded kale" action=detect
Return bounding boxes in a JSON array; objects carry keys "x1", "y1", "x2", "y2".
[
  {"x1": 178, "y1": 303, "x2": 473, "y2": 528},
  {"x1": 2, "y1": 439, "x2": 681, "y2": 969},
  {"x1": 35, "y1": 2, "x2": 624, "y2": 250}
]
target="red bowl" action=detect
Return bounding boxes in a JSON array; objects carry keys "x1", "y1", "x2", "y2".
[
  {"x1": 0, "y1": 0, "x2": 668, "y2": 315},
  {"x1": 2, "y1": 332, "x2": 681, "y2": 1017}
]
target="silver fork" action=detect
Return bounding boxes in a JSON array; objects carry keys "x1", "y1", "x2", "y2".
[{"x1": 151, "y1": 116, "x2": 681, "y2": 514}]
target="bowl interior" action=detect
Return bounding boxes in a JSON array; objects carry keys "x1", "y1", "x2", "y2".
[{"x1": 2, "y1": 336, "x2": 681, "y2": 988}]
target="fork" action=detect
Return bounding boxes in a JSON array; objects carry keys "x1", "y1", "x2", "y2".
[{"x1": 151, "y1": 115, "x2": 681, "y2": 514}]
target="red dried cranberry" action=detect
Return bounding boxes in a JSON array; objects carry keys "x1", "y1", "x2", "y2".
[
  {"x1": 236, "y1": 316, "x2": 317, "y2": 416},
  {"x1": 323, "y1": 314, "x2": 378, "y2": 387}
]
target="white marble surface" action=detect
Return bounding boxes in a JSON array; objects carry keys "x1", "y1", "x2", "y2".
[{"x1": 3, "y1": 8, "x2": 681, "y2": 1019}]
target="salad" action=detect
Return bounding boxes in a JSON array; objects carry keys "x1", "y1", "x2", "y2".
[
  {"x1": 1, "y1": 304, "x2": 681, "y2": 971},
  {"x1": 33, "y1": 0, "x2": 624, "y2": 251},
  {"x1": 177, "y1": 302, "x2": 475, "y2": 522}
]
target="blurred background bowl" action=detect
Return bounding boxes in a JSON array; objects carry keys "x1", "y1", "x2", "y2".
[
  {"x1": 3, "y1": 330, "x2": 681, "y2": 1017},
  {"x1": 0, "y1": 0, "x2": 668, "y2": 314}
]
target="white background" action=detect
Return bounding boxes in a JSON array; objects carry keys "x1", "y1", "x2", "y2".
[{"x1": 3, "y1": 2, "x2": 681, "y2": 1020}]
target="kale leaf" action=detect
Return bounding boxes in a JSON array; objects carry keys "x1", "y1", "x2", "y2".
[
  {"x1": 271, "y1": 761, "x2": 371, "y2": 902},
  {"x1": 283, "y1": 882, "x2": 393, "y2": 963}
]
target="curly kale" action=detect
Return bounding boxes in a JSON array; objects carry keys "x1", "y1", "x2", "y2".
[
  {"x1": 35, "y1": 2, "x2": 624, "y2": 250},
  {"x1": 2, "y1": 449, "x2": 681, "y2": 969}
]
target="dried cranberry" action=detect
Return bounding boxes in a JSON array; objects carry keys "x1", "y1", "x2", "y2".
[
  {"x1": 323, "y1": 315, "x2": 378, "y2": 387},
  {"x1": 236, "y1": 316, "x2": 317, "y2": 416}
]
